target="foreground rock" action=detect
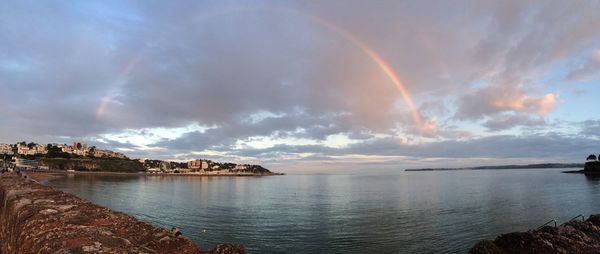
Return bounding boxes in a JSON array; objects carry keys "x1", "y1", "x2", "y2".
[
  {"x1": 469, "y1": 214, "x2": 600, "y2": 254},
  {"x1": 0, "y1": 172, "x2": 245, "y2": 254}
]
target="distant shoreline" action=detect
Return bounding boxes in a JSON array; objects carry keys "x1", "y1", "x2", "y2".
[{"x1": 405, "y1": 163, "x2": 583, "y2": 171}]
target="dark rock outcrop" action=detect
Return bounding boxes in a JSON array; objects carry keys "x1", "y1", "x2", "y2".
[
  {"x1": 584, "y1": 161, "x2": 600, "y2": 173},
  {"x1": 469, "y1": 215, "x2": 600, "y2": 254},
  {"x1": 0, "y1": 172, "x2": 245, "y2": 254}
]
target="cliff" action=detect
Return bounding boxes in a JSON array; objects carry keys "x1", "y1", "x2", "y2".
[
  {"x1": 0, "y1": 172, "x2": 245, "y2": 254},
  {"x1": 41, "y1": 158, "x2": 144, "y2": 173},
  {"x1": 469, "y1": 214, "x2": 600, "y2": 254}
]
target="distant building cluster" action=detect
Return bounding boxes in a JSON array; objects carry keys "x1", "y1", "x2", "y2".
[
  {"x1": 17, "y1": 143, "x2": 47, "y2": 155},
  {"x1": 0, "y1": 141, "x2": 127, "y2": 159},
  {"x1": 187, "y1": 159, "x2": 209, "y2": 170},
  {"x1": 141, "y1": 158, "x2": 254, "y2": 174},
  {"x1": 1, "y1": 140, "x2": 268, "y2": 174},
  {"x1": 0, "y1": 144, "x2": 14, "y2": 155}
]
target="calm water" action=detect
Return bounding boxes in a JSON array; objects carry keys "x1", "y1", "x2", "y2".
[{"x1": 47, "y1": 168, "x2": 600, "y2": 253}]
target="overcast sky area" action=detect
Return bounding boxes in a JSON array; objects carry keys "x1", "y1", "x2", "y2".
[{"x1": 1, "y1": 0, "x2": 600, "y2": 171}]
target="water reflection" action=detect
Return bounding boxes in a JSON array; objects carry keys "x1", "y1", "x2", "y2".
[
  {"x1": 585, "y1": 173, "x2": 600, "y2": 182},
  {"x1": 47, "y1": 168, "x2": 600, "y2": 254}
]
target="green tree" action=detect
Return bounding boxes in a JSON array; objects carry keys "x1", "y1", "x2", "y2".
[{"x1": 587, "y1": 154, "x2": 597, "y2": 161}]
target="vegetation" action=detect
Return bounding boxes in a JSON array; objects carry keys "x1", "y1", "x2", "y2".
[
  {"x1": 1, "y1": 154, "x2": 11, "y2": 161},
  {"x1": 585, "y1": 154, "x2": 600, "y2": 172},
  {"x1": 229, "y1": 165, "x2": 272, "y2": 174},
  {"x1": 45, "y1": 145, "x2": 73, "y2": 159},
  {"x1": 41, "y1": 158, "x2": 144, "y2": 173},
  {"x1": 170, "y1": 161, "x2": 187, "y2": 169}
]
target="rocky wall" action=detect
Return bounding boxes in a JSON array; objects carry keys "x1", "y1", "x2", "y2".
[
  {"x1": 469, "y1": 214, "x2": 600, "y2": 254},
  {"x1": 0, "y1": 172, "x2": 244, "y2": 254}
]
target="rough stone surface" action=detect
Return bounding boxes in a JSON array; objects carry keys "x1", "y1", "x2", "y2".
[
  {"x1": 469, "y1": 214, "x2": 600, "y2": 254},
  {"x1": 0, "y1": 172, "x2": 246, "y2": 254}
]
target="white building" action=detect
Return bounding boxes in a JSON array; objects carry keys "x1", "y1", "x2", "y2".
[
  {"x1": 17, "y1": 143, "x2": 47, "y2": 155},
  {"x1": 0, "y1": 144, "x2": 13, "y2": 155},
  {"x1": 93, "y1": 149, "x2": 113, "y2": 158},
  {"x1": 234, "y1": 164, "x2": 248, "y2": 170},
  {"x1": 56, "y1": 144, "x2": 73, "y2": 153},
  {"x1": 188, "y1": 159, "x2": 209, "y2": 171}
]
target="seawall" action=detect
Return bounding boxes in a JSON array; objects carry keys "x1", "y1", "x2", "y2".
[
  {"x1": 0, "y1": 172, "x2": 244, "y2": 254},
  {"x1": 469, "y1": 214, "x2": 600, "y2": 253}
]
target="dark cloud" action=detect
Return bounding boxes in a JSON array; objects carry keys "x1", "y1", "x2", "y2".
[
  {"x1": 482, "y1": 114, "x2": 545, "y2": 131},
  {"x1": 580, "y1": 120, "x2": 600, "y2": 138}
]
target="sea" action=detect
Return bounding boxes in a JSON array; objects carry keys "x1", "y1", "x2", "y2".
[{"x1": 46, "y1": 168, "x2": 600, "y2": 253}]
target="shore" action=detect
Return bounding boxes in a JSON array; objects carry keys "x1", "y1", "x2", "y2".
[
  {"x1": 406, "y1": 163, "x2": 584, "y2": 171},
  {"x1": 469, "y1": 214, "x2": 600, "y2": 253},
  {"x1": 24, "y1": 170, "x2": 284, "y2": 183}
]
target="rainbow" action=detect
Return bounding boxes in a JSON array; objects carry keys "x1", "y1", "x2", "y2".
[
  {"x1": 96, "y1": 7, "x2": 428, "y2": 135},
  {"x1": 95, "y1": 54, "x2": 141, "y2": 119},
  {"x1": 310, "y1": 18, "x2": 424, "y2": 131}
]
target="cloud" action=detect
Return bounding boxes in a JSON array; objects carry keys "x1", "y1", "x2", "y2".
[
  {"x1": 580, "y1": 120, "x2": 600, "y2": 138},
  {"x1": 567, "y1": 50, "x2": 600, "y2": 81},
  {"x1": 455, "y1": 83, "x2": 556, "y2": 130},
  {"x1": 218, "y1": 132, "x2": 600, "y2": 170},
  {"x1": 482, "y1": 114, "x2": 545, "y2": 131},
  {"x1": 0, "y1": 1, "x2": 599, "y2": 168}
]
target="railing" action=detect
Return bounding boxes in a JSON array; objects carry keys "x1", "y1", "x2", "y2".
[
  {"x1": 560, "y1": 214, "x2": 585, "y2": 226},
  {"x1": 538, "y1": 214, "x2": 587, "y2": 229},
  {"x1": 568, "y1": 214, "x2": 585, "y2": 222},
  {"x1": 537, "y1": 219, "x2": 557, "y2": 229}
]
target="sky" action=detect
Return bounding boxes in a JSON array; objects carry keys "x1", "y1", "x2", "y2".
[{"x1": 1, "y1": 0, "x2": 600, "y2": 171}]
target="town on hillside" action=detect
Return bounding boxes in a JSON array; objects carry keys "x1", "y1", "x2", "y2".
[{"x1": 0, "y1": 141, "x2": 272, "y2": 175}]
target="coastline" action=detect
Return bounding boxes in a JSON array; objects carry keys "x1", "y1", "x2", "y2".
[
  {"x1": 25, "y1": 170, "x2": 285, "y2": 183},
  {"x1": 406, "y1": 163, "x2": 583, "y2": 171}
]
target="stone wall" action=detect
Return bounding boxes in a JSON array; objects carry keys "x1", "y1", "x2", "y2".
[
  {"x1": 0, "y1": 172, "x2": 244, "y2": 254},
  {"x1": 469, "y1": 214, "x2": 600, "y2": 254}
]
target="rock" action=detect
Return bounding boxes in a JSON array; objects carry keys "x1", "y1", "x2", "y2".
[
  {"x1": 469, "y1": 216, "x2": 600, "y2": 254},
  {"x1": 0, "y1": 172, "x2": 245, "y2": 254},
  {"x1": 39, "y1": 209, "x2": 58, "y2": 215},
  {"x1": 584, "y1": 161, "x2": 600, "y2": 172},
  {"x1": 204, "y1": 244, "x2": 247, "y2": 254}
]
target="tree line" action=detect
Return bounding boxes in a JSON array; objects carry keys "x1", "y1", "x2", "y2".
[{"x1": 586, "y1": 154, "x2": 600, "y2": 161}]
